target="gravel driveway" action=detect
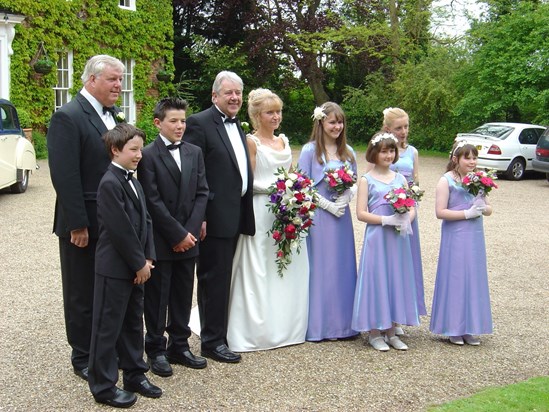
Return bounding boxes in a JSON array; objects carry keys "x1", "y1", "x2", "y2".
[{"x1": 0, "y1": 153, "x2": 547, "y2": 411}]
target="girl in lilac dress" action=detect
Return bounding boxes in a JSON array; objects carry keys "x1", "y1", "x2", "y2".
[
  {"x1": 352, "y1": 133, "x2": 420, "y2": 351},
  {"x1": 383, "y1": 108, "x2": 426, "y2": 319},
  {"x1": 430, "y1": 142, "x2": 493, "y2": 346},
  {"x1": 298, "y1": 102, "x2": 358, "y2": 341}
]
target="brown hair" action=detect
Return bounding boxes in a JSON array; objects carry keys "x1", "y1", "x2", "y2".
[
  {"x1": 103, "y1": 123, "x2": 146, "y2": 159},
  {"x1": 365, "y1": 132, "x2": 400, "y2": 164},
  {"x1": 309, "y1": 102, "x2": 354, "y2": 165},
  {"x1": 446, "y1": 141, "x2": 479, "y2": 172}
]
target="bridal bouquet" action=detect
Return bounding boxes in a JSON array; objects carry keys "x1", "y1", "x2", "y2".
[
  {"x1": 462, "y1": 169, "x2": 498, "y2": 196},
  {"x1": 324, "y1": 164, "x2": 356, "y2": 197},
  {"x1": 384, "y1": 186, "x2": 416, "y2": 235},
  {"x1": 267, "y1": 167, "x2": 318, "y2": 277}
]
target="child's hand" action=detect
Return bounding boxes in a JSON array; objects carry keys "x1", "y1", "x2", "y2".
[
  {"x1": 135, "y1": 260, "x2": 153, "y2": 284},
  {"x1": 381, "y1": 212, "x2": 408, "y2": 227},
  {"x1": 173, "y1": 233, "x2": 197, "y2": 252}
]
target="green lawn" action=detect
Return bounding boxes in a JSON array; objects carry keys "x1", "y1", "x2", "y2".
[{"x1": 429, "y1": 376, "x2": 549, "y2": 411}]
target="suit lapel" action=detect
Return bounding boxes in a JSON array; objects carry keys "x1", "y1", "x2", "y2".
[
  {"x1": 110, "y1": 165, "x2": 140, "y2": 209},
  {"x1": 76, "y1": 93, "x2": 108, "y2": 136},
  {"x1": 179, "y1": 143, "x2": 192, "y2": 198},
  {"x1": 210, "y1": 107, "x2": 240, "y2": 170},
  {"x1": 154, "y1": 137, "x2": 181, "y2": 186}
]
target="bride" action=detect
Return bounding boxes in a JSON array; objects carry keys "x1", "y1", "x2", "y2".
[{"x1": 227, "y1": 88, "x2": 309, "y2": 352}]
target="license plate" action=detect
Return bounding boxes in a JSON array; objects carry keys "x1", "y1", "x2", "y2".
[{"x1": 476, "y1": 145, "x2": 482, "y2": 150}]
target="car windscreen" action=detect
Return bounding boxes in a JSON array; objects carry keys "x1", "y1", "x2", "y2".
[{"x1": 470, "y1": 124, "x2": 513, "y2": 140}]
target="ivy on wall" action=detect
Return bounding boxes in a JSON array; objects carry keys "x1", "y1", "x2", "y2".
[{"x1": 4, "y1": 0, "x2": 175, "y2": 136}]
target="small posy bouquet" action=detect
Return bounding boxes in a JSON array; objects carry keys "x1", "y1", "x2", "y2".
[
  {"x1": 324, "y1": 164, "x2": 357, "y2": 197},
  {"x1": 462, "y1": 169, "x2": 498, "y2": 196},
  {"x1": 408, "y1": 181, "x2": 425, "y2": 203},
  {"x1": 384, "y1": 186, "x2": 415, "y2": 235},
  {"x1": 267, "y1": 167, "x2": 318, "y2": 277}
]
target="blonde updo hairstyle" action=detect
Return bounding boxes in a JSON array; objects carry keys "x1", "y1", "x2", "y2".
[
  {"x1": 309, "y1": 101, "x2": 355, "y2": 165},
  {"x1": 382, "y1": 107, "x2": 409, "y2": 148},
  {"x1": 247, "y1": 88, "x2": 283, "y2": 132}
]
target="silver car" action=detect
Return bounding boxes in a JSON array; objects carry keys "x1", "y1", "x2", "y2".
[{"x1": 455, "y1": 122, "x2": 546, "y2": 180}]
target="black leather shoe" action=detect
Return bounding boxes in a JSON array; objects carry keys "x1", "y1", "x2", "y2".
[
  {"x1": 94, "y1": 388, "x2": 137, "y2": 408},
  {"x1": 73, "y1": 366, "x2": 89, "y2": 381},
  {"x1": 166, "y1": 350, "x2": 207, "y2": 369},
  {"x1": 201, "y1": 344, "x2": 241, "y2": 363},
  {"x1": 124, "y1": 377, "x2": 162, "y2": 399},
  {"x1": 147, "y1": 355, "x2": 173, "y2": 377}
]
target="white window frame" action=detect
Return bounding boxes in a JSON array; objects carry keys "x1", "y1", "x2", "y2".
[
  {"x1": 118, "y1": 0, "x2": 136, "y2": 11},
  {"x1": 53, "y1": 51, "x2": 73, "y2": 111},
  {"x1": 120, "y1": 58, "x2": 136, "y2": 124}
]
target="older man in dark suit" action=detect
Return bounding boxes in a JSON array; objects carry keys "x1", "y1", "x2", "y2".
[
  {"x1": 47, "y1": 54, "x2": 125, "y2": 380},
  {"x1": 185, "y1": 71, "x2": 255, "y2": 363}
]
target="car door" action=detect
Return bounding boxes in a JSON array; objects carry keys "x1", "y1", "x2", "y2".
[
  {"x1": 518, "y1": 127, "x2": 544, "y2": 168},
  {"x1": 0, "y1": 104, "x2": 19, "y2": 188}
]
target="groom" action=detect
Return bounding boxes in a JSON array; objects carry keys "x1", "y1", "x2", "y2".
[{"x1": 185, "y1": 71, "x2": 255, "y2": 363}]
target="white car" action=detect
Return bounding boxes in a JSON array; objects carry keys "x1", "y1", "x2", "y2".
[
  {"x1": 455, "y1": 122, "x2": 546, "y2": 180},
  {"x1": 0, "y1": 99, "x2": 37, "y2": 193}
]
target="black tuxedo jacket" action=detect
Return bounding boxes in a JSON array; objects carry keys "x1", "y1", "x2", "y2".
[
  {"x1": 185, "y1": 105, "x2": 255, "y2": 238},
  {"x1": 95, "y1": 164, "x2": 155, "y2": 279},
  {"x1": 47, "y1": 92, "x2": 122, "y2": 239},
  {"x1": 137, "y1": 136, "x2": 209, "y2": 260}
]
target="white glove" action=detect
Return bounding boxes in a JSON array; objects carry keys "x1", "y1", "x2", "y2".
[
  {"x1": 317, "y1": 194, "x2": 345, "y2": 218},
  {"x1": 381, "y1": 212, "x2": 408, "y2": 227},
  {"x1": 335, "y1": 189, "x2": 353, "y2": 206},
  {"x1": 464, "y1": 204, "x2": 485, "y2": 219},
  {"x1": 473, "y1": 195, "x2": 486, "y2": 209}
]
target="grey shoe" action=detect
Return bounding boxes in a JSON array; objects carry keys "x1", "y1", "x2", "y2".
[
  {"x1": 385, "y1": 336, "x2": 408, "y2": 350},
  {"x1": 463, "y1": 334, "x2": 481, "y2": 346},
  {"x1": 449, "y1": 336, "x2": 464, "y2": 345},
  {"x1": 369, "y1": 336, "x2": 390, "y2": 352}
]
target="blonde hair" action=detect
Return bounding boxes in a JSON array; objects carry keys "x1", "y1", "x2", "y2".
[
  {"x1": 247, "y1": 88, "x2": 283, "y2": 131},
  {"x1": 309, "y1": 102, "x2": 354, "y2": 165},
  {"x1": 383, "y1": 107, "x2": 409, "y2": 149}
]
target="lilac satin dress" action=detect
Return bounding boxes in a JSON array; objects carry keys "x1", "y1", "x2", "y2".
[
  {"x1": 390, "y1": 145, "x2": 426, "y2": 315},
  {"x1": 352, "y1": 172, "x2": 420, "y2": 332},
  {"x1": 430, "y1": 173, "x2": 493, "y2": 336},
  {"x1": 298, "y1": 142, "x2": 358, "y2": 341}
]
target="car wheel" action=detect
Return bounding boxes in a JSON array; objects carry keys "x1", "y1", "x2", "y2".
[
  {"x1": 505, "y1": 158, "x2": 525, "y2": 180},
  {"x1": 10, "y1": 169, "x2": 29, "y2": 193}
]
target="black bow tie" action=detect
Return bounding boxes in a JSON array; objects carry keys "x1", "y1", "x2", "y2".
[
  {"x1": 224, "y1": 117, "x2": 238, "y2": 124},
  {"x1": 103, "y1": 106, "x2": 116, "y2": 116},
  {"x1": 166, "y1": 143, "x2": 182, "y2": 151},
  {"x1": 125, "y1": 170, "x2": 134, "y2": 182}
]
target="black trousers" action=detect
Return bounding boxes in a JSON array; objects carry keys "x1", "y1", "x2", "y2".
[
  {"x1": 144, "y1": 258, "x2": 195, "y2": 357},
  {"x1": 88, "y1": 275, "x2": 148, "y2": 399},
  {"x1": 196, "y1": 235, "x2": 239, "y2": 350},
  {"x1": 59, "y1": 237, "x2": 96, "y2": 370}
]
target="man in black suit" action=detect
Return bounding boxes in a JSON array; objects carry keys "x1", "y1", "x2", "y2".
[
  {"x1": 185, "y1": 71, "x2": 255, "y2": 363},
  {"x1": 47, "y1": 55, "x2": 125, "y2": 380},
  {"x1": 89, "y1": 123, "x2": 161, "y2": 408},
  {"x1": 137, "y1": 98, "x2": 209, "y2": 376}
]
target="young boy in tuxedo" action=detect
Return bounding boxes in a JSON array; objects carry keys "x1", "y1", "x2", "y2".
[
  {"x1": 137, "y1": 97, "x2": 209, "y2": 376},
  {"x1": 88, "y1": 123, "x2": 161, "y2": 408}
]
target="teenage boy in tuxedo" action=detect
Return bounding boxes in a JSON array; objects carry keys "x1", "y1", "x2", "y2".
[
  {"x1": 88, "y1": 123, "x2": 161, "y2": 408},
  {"x1": 137, "y1": 97, "x2": 209, "y2": 376}
]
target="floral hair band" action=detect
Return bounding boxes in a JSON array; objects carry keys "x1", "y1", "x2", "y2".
[
  {"x1": 451, "y1": 140, "x2": 468, "y2": 156},
  {"x1": 370, "y1": 133, "x2": 398, "y2": 146},
  {"x1": 312, "y1": 106, "x2": 327, "y2": 121}
]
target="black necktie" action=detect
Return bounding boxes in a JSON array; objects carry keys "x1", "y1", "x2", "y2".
[
  {"x1": 166, "y1": 143, "x2": 181, "y2": 151},
  {"x1": 103, "y1": 106, "x2": 116, "y2": 116},
  {"x1": 224, "y1": 117, "x2": 238, "y2": 124},
  {"x1": 125, "y1": 170, "x2": 134, "y2": 182}
]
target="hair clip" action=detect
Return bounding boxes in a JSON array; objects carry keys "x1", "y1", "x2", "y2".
[
  {"x1": 312, "y1": 106, "x2": 327, "y2": 121},
  {"x1": 371, "y1": 133, "x2": 398, "y2": 146}
]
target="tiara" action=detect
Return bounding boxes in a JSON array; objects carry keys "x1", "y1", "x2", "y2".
[
  {"x1": 371, "y1": 133, "x2": 398, "y2": 146},
  {"x1": 311, "y1": 106, "x2": 327, "y2": 121}
]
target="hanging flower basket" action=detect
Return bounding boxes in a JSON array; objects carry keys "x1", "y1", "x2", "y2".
[
  {"x1": 34, "y1": 59, "x2": 55, "y2": 74},
  {"x1": 156, "y1": 70, "x2": 173, "y2": 82}
]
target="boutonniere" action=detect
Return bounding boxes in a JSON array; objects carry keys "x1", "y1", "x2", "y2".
[
  {"x1": 241, "y1": 121, "x2": 251, "y2": 133},
  {"x1": 115, "y1": 111, "x2": 126, "y2": 123}
]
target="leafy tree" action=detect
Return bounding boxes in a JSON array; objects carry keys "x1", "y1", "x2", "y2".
[{"x1": 455, "y1": 1, "x2": 549, "y2": 125}]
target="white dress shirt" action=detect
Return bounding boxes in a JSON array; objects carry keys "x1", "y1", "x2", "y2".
[{"x1": 160, "y1": 135, "x2": 181, "y2": 171}]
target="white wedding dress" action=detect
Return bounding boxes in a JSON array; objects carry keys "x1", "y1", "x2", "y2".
[{"x1": 227, "y1": 134, "x2": 310, "y2": 352}]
